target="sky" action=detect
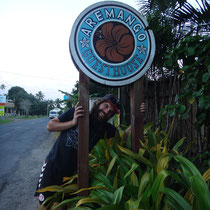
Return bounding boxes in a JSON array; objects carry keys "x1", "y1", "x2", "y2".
[
  {"x1": 0, "y1": 0, "x2": 200, "y2": 101},
  {"x1": 0, "y1": 0, "x2": 139, "y2": 101}
]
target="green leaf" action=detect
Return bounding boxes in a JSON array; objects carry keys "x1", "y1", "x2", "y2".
[
  {"x1": 112, "y1": 186, "x2": 124, "y2": 204},
  {"x1": 202, "y1": 72, "x2": 210, "y2": 83},
  {"x1": 93, "y1": 172, "x2": 114, "y2": 191},
  {"x1": 187, "y1": 47, "x2": 195, "y2": 56},
  {"x1": 113, "y1": 165, "x2": 121, "y2": 189},
  {"x1": 36, "y1": 185, "x2": 65, "y2": 193},
  {"x1": 172, "y1": 137, "x2": 186, "y2": 152},
  {"x1": 125, "y1": 198, "x2": 140, "y2": 209},
  {"x1": 75, "y1": 197, "x2": 108, "y2": 208},
  {"x1": 106, "y1": 155, "x2": 117, "y2": 176},
  {"x1": 161, "y1": 187, "x2": 192, "y2": 210},
  {"x1": 169, "y1": 108, "x2": 175, "y2": 117},
  {"x1": 124, "y1": 163, "x2": 139, "y2": 179},
  {"x1": 188, "y1": 97, "x2": 195, "y2": 104},
  {"x1": 174, "y1": 94, "x2": 180, "y2": 102},
  {"x1": 167, "y1": 171, "x2": 187, "y2": 187},
  {"x1": 151, "y1": 170, "x2": 169, "y2": 207},
  {"x1": 198, "y1": 96, "x2": 205, "y2": 109},
  {"x1": 178, "y1": 104, "x2": 186, "y2": 113},
  {"x1": 116, "y1": 144, "x2": 153, "y2": 167},
  {"x1": 189, "y1": 175, "x2": 210, "y2": 210},
  {"x1": 97, "y1": 204, "x2": 124, "y2": 210},
  {"x1": 138, "y1": 171, "x2": 150, "y2": 197},
  {"x1": 149, "y1": 132, "x2": 157, "y2": 147},
  {"x1": 71, "y1": 186, "x2": 109, "y2": 196},
  {"x1": 192, "y1": 87, "x2": 204, "y2": 97},
  {"x1": 157, "y1": 155, "x2": 169, "y2": 174},
  {"x1": 173, "y1": 156, "x2": 203, "y2": 179},
  {"x1": 53, "y1": 196, "x2": 83, "y2": 209},
  {"x1": 144, "y1": 122, "x2": 154, "y2": 134},
  {"x1": 130, "y1": 171, "x2": 139, "y2": 187},
  {"x1": 182, "y1": 65, "x2": 191, "y2": 71}
]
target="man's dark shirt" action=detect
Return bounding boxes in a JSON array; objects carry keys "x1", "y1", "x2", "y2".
[{"x1": 46, "y1": 107, "x2": 116, "y2": 182}]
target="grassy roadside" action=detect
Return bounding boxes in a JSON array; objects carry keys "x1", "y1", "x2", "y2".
[
  {"x1": 0, "y1": 119, "x2": 13, "y2": 124},
  {"x1": 0, "y1": 115, "x2": 48, "y2": 125}
]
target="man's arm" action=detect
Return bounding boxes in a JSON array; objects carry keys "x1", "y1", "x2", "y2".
[{"x1": 47, "y1": 102, "x2": 84, "y2": 132}]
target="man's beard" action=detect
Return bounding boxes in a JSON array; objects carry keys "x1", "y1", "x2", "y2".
[{"x1": 90, "y1": 101, "x2": 108, "y2": 125}]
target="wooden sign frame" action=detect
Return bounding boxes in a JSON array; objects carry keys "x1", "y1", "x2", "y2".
[{"x1": 70, "y1": 1, "x2": 155, "y2": 195}]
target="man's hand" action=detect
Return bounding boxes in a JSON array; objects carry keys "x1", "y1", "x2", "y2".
[
  {"x1": 47, "y1": 103, "x2": 84, "y2": 132},
  {"x1": 140, "y1": 102, "x2": 146, "y2": 113},
  {"x1": 72, "y1": 102, "x2": 84, "y2": 126}
]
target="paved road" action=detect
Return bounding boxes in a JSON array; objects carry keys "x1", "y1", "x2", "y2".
[{"x1": 0, "y1": 118, "x2": 56, "y2": 210}]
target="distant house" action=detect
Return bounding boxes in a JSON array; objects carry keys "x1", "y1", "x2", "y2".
[{"x1": 5, "y1": 101, "x2": 15, "y2": 116}]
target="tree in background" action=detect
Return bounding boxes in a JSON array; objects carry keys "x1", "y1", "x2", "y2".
[
  {"x1": 55, "y1": 98, "x2": 62, "y2": 109},
  {"x1": 7, "y1": 86, "x2": 54, "y2": 116},
  {"x1": 0, "y1": 84, "x2": 6, "y2": 91},
  {"x1": 19, "y1": 99, "x2": 31, "y2": 116},
  {"x1": 0, "y1": 84, "x2": 6, "y2": 96},
  {"x1": 35, "y1": 91, "x2": 45, "y2": 101},
  {"x1": 47, "y1": 99, "x2": 55, "y2": 115},
  {"x1": 7, "y1": 86, "x2": 28, "y2": 114}
]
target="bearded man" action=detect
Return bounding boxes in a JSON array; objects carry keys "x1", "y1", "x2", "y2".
[
  {"x1": 35, "y1": 94, "x2": 121, "y2": 206},
  {"x1": 35, "y1": 94, "x2": 145, "y2": 208}
]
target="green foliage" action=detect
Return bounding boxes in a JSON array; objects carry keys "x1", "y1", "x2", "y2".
[
  {"x1": 39, "y1": 123, "x2": 210, "y2": 209},
  {"x1": 6, "y1": 86, "x2": 61, "y2": 116},
  {"x1": 58, "y1": 89, "x2": 77, "y2": 108},
  {"x1": 163, "y1": 35, "x2": 210, "y2": 130},
  {"x1": 0, "y1": 118, "x2": 13, "y2": 124}
]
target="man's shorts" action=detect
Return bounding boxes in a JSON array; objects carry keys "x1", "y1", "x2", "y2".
[{"x1": 34, "y1": 159, "x2": 61, "y2": 205}]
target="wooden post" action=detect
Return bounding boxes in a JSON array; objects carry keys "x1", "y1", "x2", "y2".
[
  {"x1": 130, "y1": 77, "x2": 144, "y2": 153},
  {"x1": 78, "y1": 70, "x2": 89, "y2": 195}
]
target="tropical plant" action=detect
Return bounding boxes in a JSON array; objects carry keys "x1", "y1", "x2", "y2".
[
  {"x1": 0, "y1": 84, "x2": 6, "y2": 90},
  {"x1": 163, "y1": 35, "x2": 210, "y2": 130},
  {"x1": 37, "y1": 122, "x2": 210, "y2": 210},
  {"x1": 35, "y1": 91, "x2": 45, "y2": 101},
  {"x1": 172, "y1": 0, "x2": 210, "y2": 35},
  {"x1": 137, "y1": 0, "x2": 209, "y2": 124}
]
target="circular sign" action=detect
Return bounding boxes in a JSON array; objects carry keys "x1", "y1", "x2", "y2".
[{"x1": 70, "y1": 1, "x2": 155, "y2": 86}]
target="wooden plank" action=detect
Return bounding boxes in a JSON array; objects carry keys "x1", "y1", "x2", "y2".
[
  {"x1": 78, "y1": 70, "x2": 89, "y2": 196},
  {"x1": 130, "y1": 77, "x2": 144, "y2": 153}
]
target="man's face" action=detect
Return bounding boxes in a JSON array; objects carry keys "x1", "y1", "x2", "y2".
[{"x1": 97, "y1": 102, "x2": 115, "y2": 122}]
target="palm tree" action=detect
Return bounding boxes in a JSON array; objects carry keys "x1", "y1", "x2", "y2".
[
  {"x1": 35, "y1": 91, "x2": 45, "y2": 101},
  {"x1": 172, "y1": 0, "x2": 210, "y2": 35},
  {"x1": 138, "y1": 0, "x2": 209, "y2": 35},
  {"x1": 55, "y1": 98, "x2": 62, "y2": 109},
  {"x1": 0, "y1": 84, "x2": 6, "y2": 90}
]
